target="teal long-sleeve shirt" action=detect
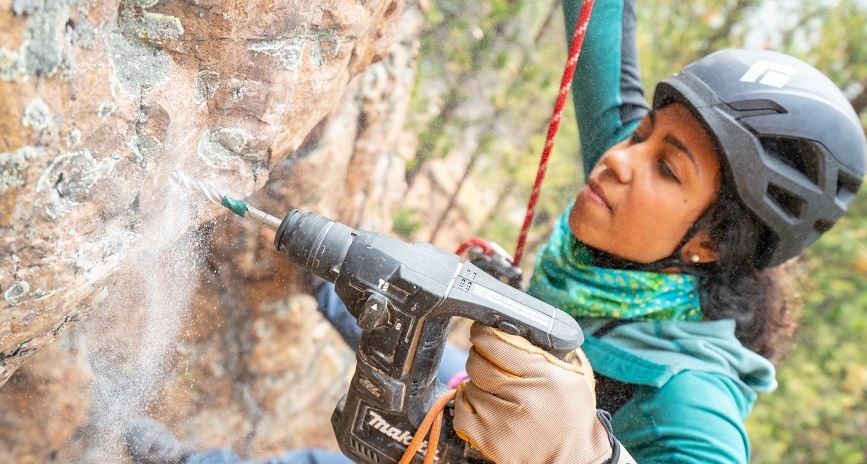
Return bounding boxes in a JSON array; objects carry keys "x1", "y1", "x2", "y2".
[
  {"x1": 565, "y1": 0, "x2": 648, "y2": 177},
  {"x1": 553, "y1": 1, "x2": 778, "y2": 462}
]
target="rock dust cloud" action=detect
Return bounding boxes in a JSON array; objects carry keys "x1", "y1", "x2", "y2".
[{"x1": 76, "y1": 179, "x2": 209, "y2": 461}]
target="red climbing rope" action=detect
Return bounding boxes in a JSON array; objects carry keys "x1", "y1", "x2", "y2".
[
  {"x1": 511, "y1": 0, "x2": 596, "y2": 267},
  {"x1": 454, "y1": 237, "x2": 495, "y2": 258},
  {"x1": 455, "y1": 0, "x2": 595, "y2": 271}
]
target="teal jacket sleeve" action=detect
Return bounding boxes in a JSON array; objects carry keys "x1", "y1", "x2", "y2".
[
  {"x1": 562, "y1": 0, "x2": 649, "y2": 179},
  {"x1": 614, "y1": 372, "x2": 753, "y2": 463}
]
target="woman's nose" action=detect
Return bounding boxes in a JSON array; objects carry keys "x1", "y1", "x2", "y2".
[{"x1": 603, "y1": 146, "x2": 634, "y2": 183}]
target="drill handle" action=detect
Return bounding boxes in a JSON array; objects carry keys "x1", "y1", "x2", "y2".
[{"x1": 438, "y1": 261, "x2": 584, "y2": 359}]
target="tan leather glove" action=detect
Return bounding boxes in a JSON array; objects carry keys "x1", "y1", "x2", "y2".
[{"x1": 453, "y1": 322, "x2": 635, "y2": 464}]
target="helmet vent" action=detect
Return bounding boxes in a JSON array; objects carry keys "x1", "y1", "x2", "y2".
[
  {"x1": 836, "y1": 171, "x2": 861, "y2": 205},
  {"x1": 766, "y1": 184, "x2": 804, "y2": 219},
  {"x1": 761, "y1": 136, "x2": 822, "y2": 186},
  {"x1": 814, "y1": 219, "x2": 834, "y2": 234}
]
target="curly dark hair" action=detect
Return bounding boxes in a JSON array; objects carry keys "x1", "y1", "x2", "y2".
[{"x1": 697, "y1": 172, "x2": 802, "y2": 361}]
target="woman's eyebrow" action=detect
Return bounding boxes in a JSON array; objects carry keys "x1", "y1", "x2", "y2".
[{"x1": 663, "y1": 134, "x2": 699, "y2": 172}]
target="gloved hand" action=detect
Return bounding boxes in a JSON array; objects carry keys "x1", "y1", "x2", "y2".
[{"x1": 453, "y1": 322, "x2": 634, "y2": 464}]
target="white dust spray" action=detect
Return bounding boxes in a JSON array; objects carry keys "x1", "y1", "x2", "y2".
[{"x1": 77, "y1": 178, "x2": 208, "y2": 462}]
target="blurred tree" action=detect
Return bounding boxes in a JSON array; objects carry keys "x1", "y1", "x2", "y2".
[
  {"x1": 743, "y1": 1, "x2": 867, "y2": 461},
  {"x1": 409, "y1": 0, "x2": 581, "y2": 260}
]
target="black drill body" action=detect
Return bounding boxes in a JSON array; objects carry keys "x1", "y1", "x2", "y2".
[{"x1": 275, "y1": 210, "x2": 584, "y2": 463}]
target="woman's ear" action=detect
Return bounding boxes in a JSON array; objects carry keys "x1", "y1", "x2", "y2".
[{"x1": 681, "y1": 229, "x2": 719, "y2": 264}]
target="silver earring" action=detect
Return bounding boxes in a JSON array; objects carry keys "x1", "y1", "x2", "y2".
[{"x1": 691, "y1": 255, "x2": 700, "y2": 263}]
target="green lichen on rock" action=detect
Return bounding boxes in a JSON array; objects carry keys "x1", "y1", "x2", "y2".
[
  {"x1": 35, "y1": 150, "x2": 106, "y2": 219},
  {"x1": 309, "y1": 28, "x2": 340, "y2": 68},
  {"x1": 1, "y1": 0, "x2": 92, "y2": 80},
  {"x1": 64, "y1": 126, "x2": 82, "y2": 148},
  {"x1": 106, "y1": 0, "x2": 184, "y2": 96},
  {"x1": 126, "y1": 135, "x2": 162, "y2": 168},
  {"x1": 119, "y1": 7, "x2": 184, "y2": 44},
  {"x1": 248, "y1": 38, "x2": 305, "y2": 70},
  {"x1": 22, "y1": 99, "x2": 51, "y2": 130},
  {"x1": 141, "y1": 11, "x2": 184, "y2": 42},
  {"x1": 121, "y1": 0, "x2": 159, "y2": 8},
  {"x1": 0, "y1": 147, "x2": 35, "y2": 193},
  {"x1": 68, "y1": 12, "x2": 96, "y2": 49},
  {"x1": 247, "y1": 26, "x2": 340, "y2": 70},
  {"x1": 22, "y1": 0, "x2": 66, "y2": 77},
  {"x1": 105, "y1": 30, "x2": 171, "y2": 96},
  {"x1": 0, "y1": 48, "x2": 25, "y2": 81},
  {"x1": 117, "y1": 0, "x2": 184, "y2": 44},
  {"x1": 4, "y1": 281, "x2": 30, "y2": 302},
  {"x1": 97, "y1": 100, "x2": 116, "y2": 118},
  {"x1": 194, "y1": 70, "x2": 220, "y2": 103},
  {"x1": 13, "y1": 0, "x2": 40, "y2": 15},
  {"x1": 197, "y1": 128, "x2": 249, "y2": 165}
]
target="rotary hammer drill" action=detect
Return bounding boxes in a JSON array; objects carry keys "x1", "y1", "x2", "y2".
[{"x1": 274, "y1": 209, "x2": 584, "y2": 463}]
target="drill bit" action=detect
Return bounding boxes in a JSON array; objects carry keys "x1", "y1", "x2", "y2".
[{"x1": 170, "y1": 171, "x2": 282, "y2": 231}]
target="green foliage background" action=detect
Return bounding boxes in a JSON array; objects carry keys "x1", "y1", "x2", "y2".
[{"x1": 407, "y1": 0, "x2": 867, "y2": 461}]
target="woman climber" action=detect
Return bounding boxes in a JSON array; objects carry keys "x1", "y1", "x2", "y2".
[
  {"x1": 125, "y1": 0, "x2": 866, "y2": 462},
  {"x1": 449, "y1": 0, "x2": 865, "y2": 462}
]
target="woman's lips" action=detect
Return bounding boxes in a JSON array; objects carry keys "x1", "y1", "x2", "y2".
[{"x1": 583, "y1": 179, "x2": 612, "y2": 210}]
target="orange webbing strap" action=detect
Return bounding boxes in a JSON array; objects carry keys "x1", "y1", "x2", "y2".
[{"x1": 398, "y1": 389, "x2": 458, "y2": 464}]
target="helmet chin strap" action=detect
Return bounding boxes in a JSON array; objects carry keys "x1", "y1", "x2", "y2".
[{"x1": 587, "y1": 212, "x2": 715, "y2": 276}]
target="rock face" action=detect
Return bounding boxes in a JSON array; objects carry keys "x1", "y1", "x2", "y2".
[
  {"x1": 0, "y1": 0, "x2": 405, "y2": 388},
  {"x1": 0, "y1": 0, "x2": 423, "y2": 462}
]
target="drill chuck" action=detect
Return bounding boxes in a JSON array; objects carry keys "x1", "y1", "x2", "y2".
[{"x1": 274, "y1": 209, "x2": 354, "y2": 283}]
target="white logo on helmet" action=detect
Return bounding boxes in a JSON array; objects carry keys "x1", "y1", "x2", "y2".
[{"x1": 739, "y1": 61, "x2": 799, "y2": 88}]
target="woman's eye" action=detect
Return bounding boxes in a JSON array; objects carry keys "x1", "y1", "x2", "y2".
[
  {"x1": 658, "y1": 159, "x2": 680, "y2": 182},
  {"x1": 630, "y1": 132, "x2": 645, "y2": 144}
]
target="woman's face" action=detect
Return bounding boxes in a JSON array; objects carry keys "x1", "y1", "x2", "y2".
[{"x1": 569, "y1": 103, "x2": 721, "y2": 264}]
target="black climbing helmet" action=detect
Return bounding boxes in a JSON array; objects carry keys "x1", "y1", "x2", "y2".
[{"x1": 654, "y1": 48, "x2": 867, "y2": 269}]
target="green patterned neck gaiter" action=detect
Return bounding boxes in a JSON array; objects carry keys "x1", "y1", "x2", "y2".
[{"x1": 527, "y1": 208, "x2": 702, "y2": 321}]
